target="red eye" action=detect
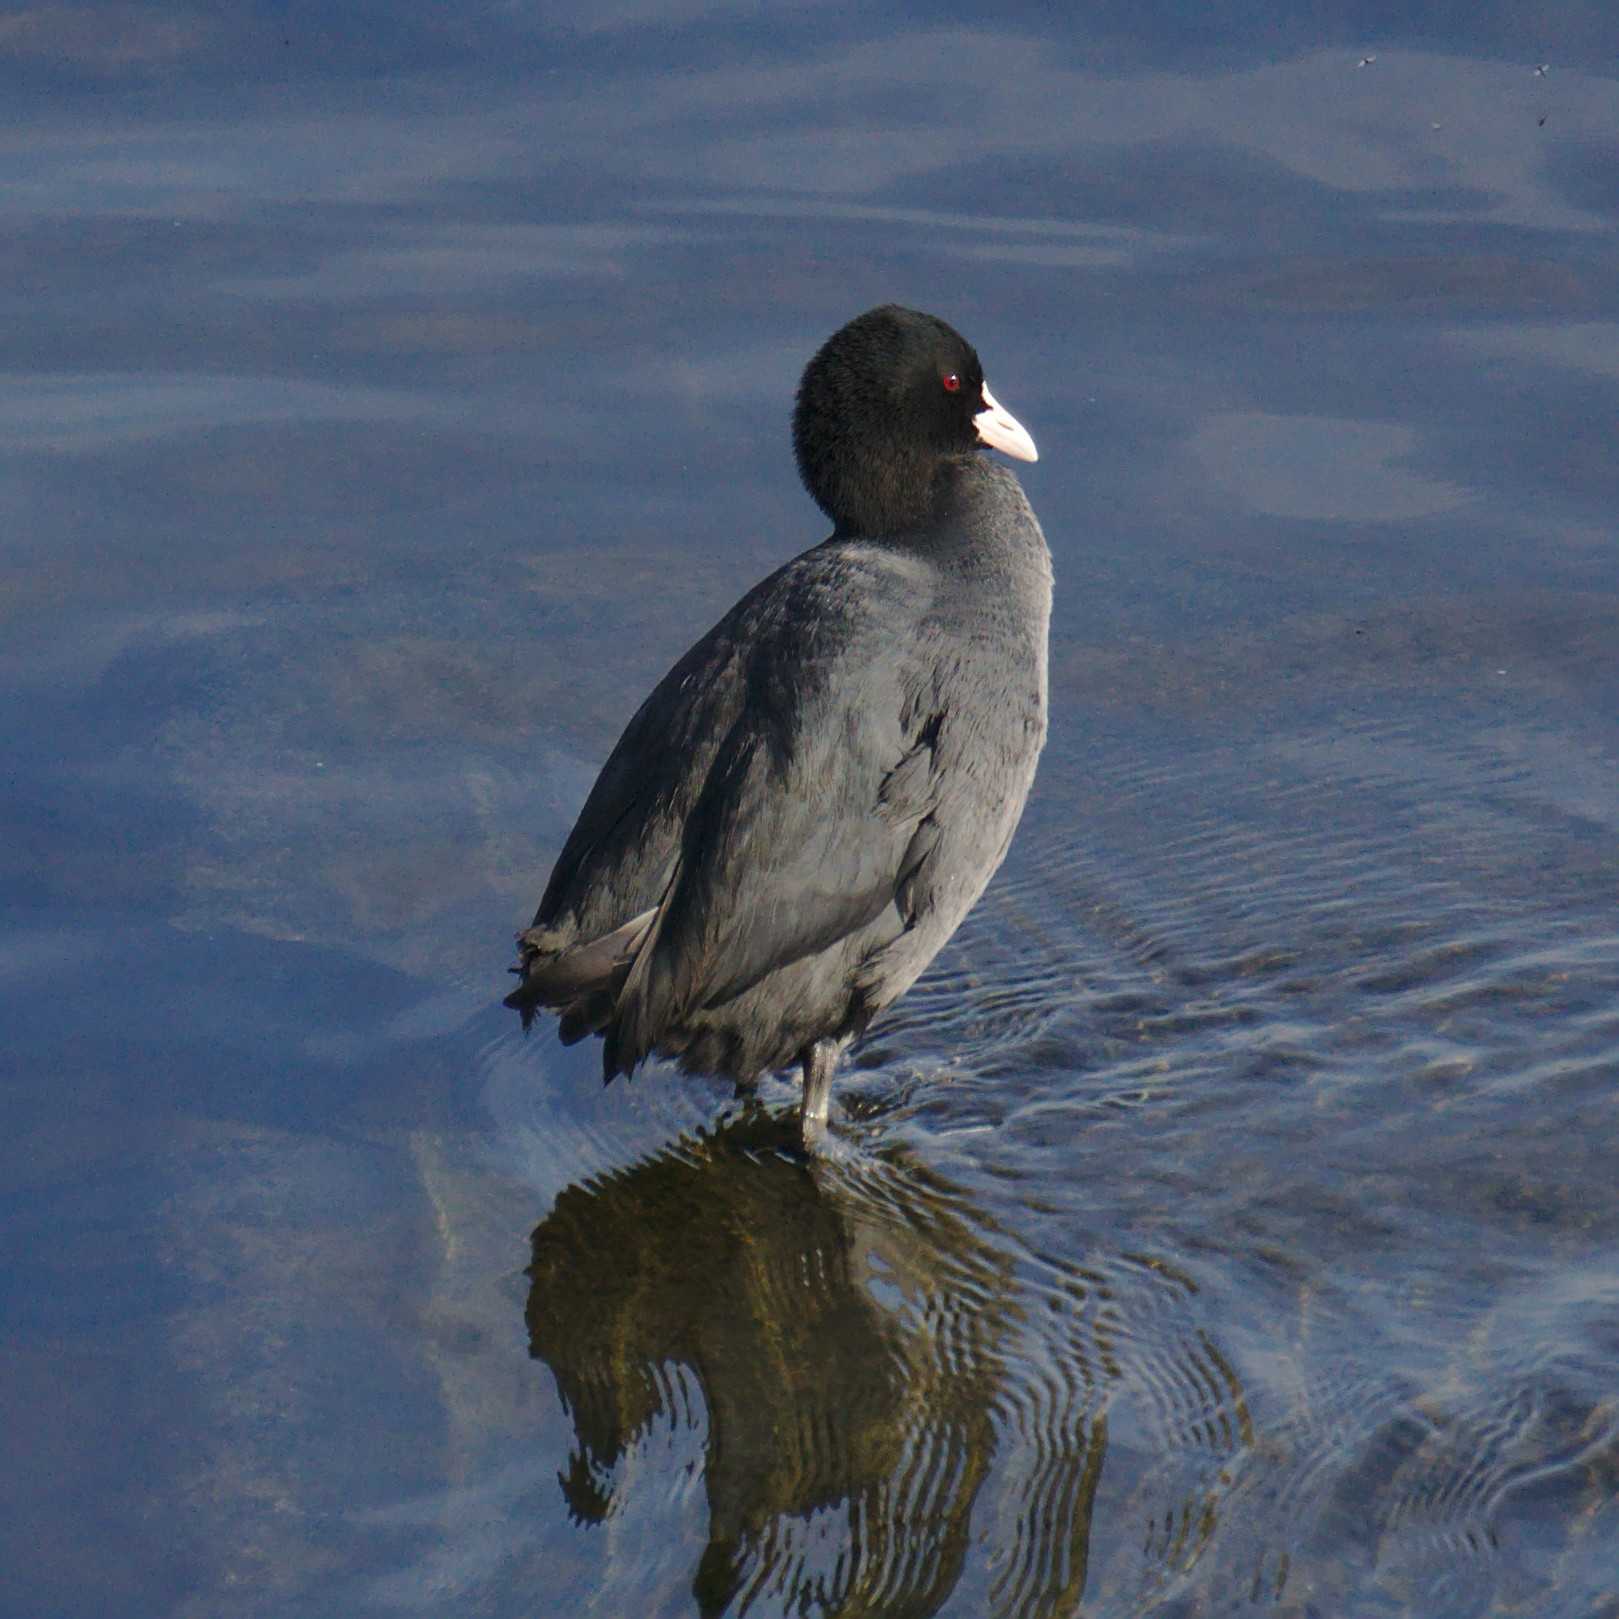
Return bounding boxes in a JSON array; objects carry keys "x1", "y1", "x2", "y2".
[{"x1": 942, "y1": 372, "x2": 962, "y2": 393}]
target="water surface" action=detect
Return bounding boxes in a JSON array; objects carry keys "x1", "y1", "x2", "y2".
[{"x1": 5, "y1": 7, "x2": 1619, "y2": 1616}]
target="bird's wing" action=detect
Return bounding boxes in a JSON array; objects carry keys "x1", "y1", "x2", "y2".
[
  {"x1": 604, "y1": 552, "x2": 944, "y2": 1073},
  {"x1": 529, "y1": 572, "x2": 777, "y2": 946}
]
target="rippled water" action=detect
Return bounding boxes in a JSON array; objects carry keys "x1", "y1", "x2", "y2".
[
  {"x1": 501, "y1": 660, "x2": 1619, "y2": 1616},
  {"x1": 5, "y1": 7, "x2": 1619, "y2": 1617}
]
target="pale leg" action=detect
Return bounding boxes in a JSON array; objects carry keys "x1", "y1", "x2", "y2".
[{"x1": 799, "y1": 1039, "x2": 839, "y2": 1142}]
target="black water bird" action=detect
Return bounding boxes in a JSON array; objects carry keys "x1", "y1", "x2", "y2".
[{"x1": 506, "y1": 305, "x2": 1051, "y2": 1139}]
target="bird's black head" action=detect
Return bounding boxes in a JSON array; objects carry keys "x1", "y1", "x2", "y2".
[{"x1": 792, "y1": 305, "x2": 1036, "y2": 538}]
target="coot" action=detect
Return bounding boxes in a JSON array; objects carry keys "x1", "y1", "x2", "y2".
[{"x1": 507, "y1": 305, "x2": 1051, "y2": 1139}]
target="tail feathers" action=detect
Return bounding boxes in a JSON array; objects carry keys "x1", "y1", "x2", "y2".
[
  {"x1": 599, "y1": 890, "x2": 688, "y2": 1083},
  {"x1": 558, "y1": 992, "x2": 616, "y2": 1045},
  {"x1": 503, "y1": 909, "x2": 657, "y2": 1042}
]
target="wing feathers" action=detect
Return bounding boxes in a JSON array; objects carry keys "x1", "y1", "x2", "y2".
[{"x1": 514, "y1": 542, "x2": 955, "y2": 1084}]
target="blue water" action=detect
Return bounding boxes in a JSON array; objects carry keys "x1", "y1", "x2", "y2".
[{"x1": 5, "y1": 7, "x2": 1619, "y2": 1616}]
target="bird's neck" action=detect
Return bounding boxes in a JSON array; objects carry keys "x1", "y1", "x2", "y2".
[{"x1": 832, "y1": 452, "x2": 976, "y2": 541}]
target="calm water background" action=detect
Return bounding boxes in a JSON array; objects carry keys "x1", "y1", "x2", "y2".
[{"x1": 5, "y1": 5, "x2": 1619, "y2": 1616}]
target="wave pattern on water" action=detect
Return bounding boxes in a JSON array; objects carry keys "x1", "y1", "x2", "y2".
[
  {"x1": 814, "y1": 699, "x2": 1619, "y2": 1615},
  {"x1": 379, "y1": 659, "x2": 1619, "y2": 1617},
  {"x1": 525, "y1": 1118, "x2": 1255, "y2": 1617}
]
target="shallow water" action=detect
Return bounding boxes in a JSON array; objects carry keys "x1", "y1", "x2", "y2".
[{"x1": 5, "y1": 8, "x2": 1619, "y2": 1617}]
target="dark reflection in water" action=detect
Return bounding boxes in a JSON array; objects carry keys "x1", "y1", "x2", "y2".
[{"x1": 528, "y1": 1115, "x2": 1117, "y2": 1618}]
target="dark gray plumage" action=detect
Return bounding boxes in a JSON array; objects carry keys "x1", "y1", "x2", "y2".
[{"x1": 507, "y1": 305, "x2": 1051, "y2": 1139}]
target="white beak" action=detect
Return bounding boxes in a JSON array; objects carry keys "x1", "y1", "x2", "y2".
[{"x1": 974, "y1": 384, "x2": 1038, "y2": 463}]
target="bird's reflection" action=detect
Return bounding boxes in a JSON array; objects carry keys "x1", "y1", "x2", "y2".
[{"x1": 526, "y1": 1110, "x2": 1109, "y2": 1618}]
